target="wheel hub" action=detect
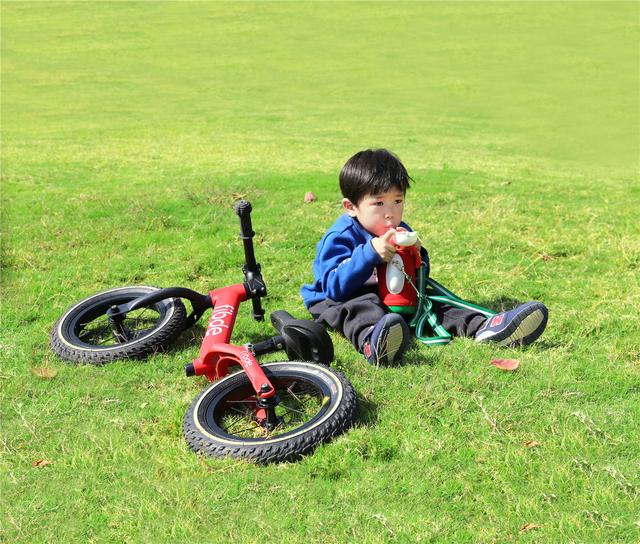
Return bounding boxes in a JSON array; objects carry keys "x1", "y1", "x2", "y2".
[{"x1": 256, "y1": 394, "x2": 282, "y2": 431}]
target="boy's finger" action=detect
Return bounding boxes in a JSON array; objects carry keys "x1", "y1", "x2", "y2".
[{"x1": 381, "y1": 229, "x2": 396, "y2": 241}]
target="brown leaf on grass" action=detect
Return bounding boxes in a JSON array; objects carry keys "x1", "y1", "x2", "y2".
[
  {"x1": 304, "y1": 191, "x2": 315, "y2": 203},
  {"x1": 490, "y1": 358, "x2": 520, "y2": 371},
  {"x1": 32, "y1": 460, "x2": 53, "y2": 468},
  {"x1": 525, "y1": 440, "x2": 542, "y2": 448},
  {"x1": 519, "y1": 523, "x2": 540, "y2": 532},
  {"x1": 31, "y1": 367, "x2": 58, "y2": 379}
]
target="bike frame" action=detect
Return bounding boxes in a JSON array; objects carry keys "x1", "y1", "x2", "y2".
[
  {"x1": 189, "y1": 282, "x2": 275, "y2": 399},
  {"x1": 108, "y1": 200, "x2": 277, "y2": 408}
]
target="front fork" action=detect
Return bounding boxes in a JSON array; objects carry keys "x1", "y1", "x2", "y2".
[
  {"x1": 183, "y1": 284, "x2": 278, "y2": 426},
  {"x1": 187, "y1": 343, "x2": 280, "y2": 428}
]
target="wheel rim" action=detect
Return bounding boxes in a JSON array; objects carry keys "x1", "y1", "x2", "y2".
[
  {"x1": 67, "y1": 294, "x2": 170, "y2": 349},
  {"x1": 201, "y1": 372, "x2": 334, "y2": 442}
]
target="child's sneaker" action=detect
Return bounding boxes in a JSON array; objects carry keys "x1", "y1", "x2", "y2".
[
  {"x1": 361, "y1": 313, "x2": 410, "y2": 366},
  {"x1": 474, "y1": 302, "x2": 548, "y2": 347}
]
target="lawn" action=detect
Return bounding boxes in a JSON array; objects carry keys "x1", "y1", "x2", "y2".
[{"x1": 1, "y1": 2, "x2": 639, "y2": 542}]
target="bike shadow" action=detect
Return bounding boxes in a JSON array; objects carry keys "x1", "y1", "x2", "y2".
[{"x1": 168, "y1": 325, "x2": 206, "y2": 352}]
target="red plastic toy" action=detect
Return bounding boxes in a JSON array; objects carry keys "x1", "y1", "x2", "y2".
[{"x1": 377, "y1": 230, "x2": 421, "y2": 314}]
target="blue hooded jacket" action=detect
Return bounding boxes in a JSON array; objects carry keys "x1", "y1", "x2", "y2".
[{"x1": 300, "y1": 214, "x2": 429, "y2": 308}]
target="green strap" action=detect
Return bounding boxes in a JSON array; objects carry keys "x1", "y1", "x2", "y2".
[{"x1": 408, "y1": 265, "x2": 497, "y2": 346}]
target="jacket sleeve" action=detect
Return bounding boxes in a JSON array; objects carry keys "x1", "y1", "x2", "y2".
[{"x1": 318, "y1": 232, "x2": 382, "y2": 301}]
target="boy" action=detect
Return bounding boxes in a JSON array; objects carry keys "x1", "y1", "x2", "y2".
[{"x1": 301, "y1": 149, "x2": 548, "y2": 366}]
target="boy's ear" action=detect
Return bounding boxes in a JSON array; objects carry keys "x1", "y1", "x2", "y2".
[{"x1": 342, "y1": 198, "x2": 357, "y2": 217}]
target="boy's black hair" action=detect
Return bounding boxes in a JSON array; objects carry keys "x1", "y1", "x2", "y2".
[{"x1": 339, "y1": 148, "x2": 412, "y2": 205}]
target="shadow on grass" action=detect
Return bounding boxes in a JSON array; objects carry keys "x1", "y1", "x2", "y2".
[
  {"x1": 355, "y1": 395, "x2": 379, "y2": 427},
  {"x1": 168, "y1": 324, "x2": 206, "y2": 353},
  {"x1": 530, "y1": 339, "x2": 565, "y2": 350},
  {"x1": 395, "y1": 346, "x2": 436, "y2": 368}
]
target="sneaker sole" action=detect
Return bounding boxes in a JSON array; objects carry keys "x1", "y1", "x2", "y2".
[
  {"x1": 475, "y1": 302, "x2": 548, "y2": 347},
  {"x1": 376, "y1": 321, "x2": 408, "y2": 366},
  {"x1": 498, "y1": 305, "x2": 548, "y2": 347}
]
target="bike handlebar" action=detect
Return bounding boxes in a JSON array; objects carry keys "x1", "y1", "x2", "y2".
[
  {"x1": 234, "y1": 200, "x2": 258, "y2": 269},
  {"x1": 234, "y1": 200, "x2": 266, "y2": 321}
]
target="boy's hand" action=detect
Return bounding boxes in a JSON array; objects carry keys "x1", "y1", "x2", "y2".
[{"x1": 372, "y1": 229, "x2": 397, "y2": 262}]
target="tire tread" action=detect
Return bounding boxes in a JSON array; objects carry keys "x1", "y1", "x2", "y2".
[
  {"x1": 50, "y1": 287, "x2": 187, "y2": 365},
  {"x1": 182, "y1": 363, "x2": 357, "y2": 464}
]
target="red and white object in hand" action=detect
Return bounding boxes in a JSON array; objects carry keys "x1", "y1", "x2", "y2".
[{"x1": 377, "y1": 230, "x2": 421, "y2": 314}]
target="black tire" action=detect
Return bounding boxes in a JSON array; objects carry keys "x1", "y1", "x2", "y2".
[
  {"x1": 183, "y1": 362, "x2": 357, "y2": 464},
  {"x1": 51, "y1": 286, "x2": 187, "y2": 364}
]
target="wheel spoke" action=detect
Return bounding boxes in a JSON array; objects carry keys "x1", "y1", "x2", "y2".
[
  {"x1": 124, "y1": 317, "x2": 156, "y2": 325},
  {"x1": 278, "y1": 391, "x2": 320, "y2": 405},
  {"x1": 209, "y1": 374, "x2": 333, "y2": 441},
  {"x1": 74, "y1": 302, "x2": 163, "y2": 347},
  {"x1": 133, "y1": 307, "x2": 151, "y2": 321},
  {"x1": 286, "y1": 382, "x2": 303, "y2": 403},
  {"x1": 80, "y1": 325, "x2": 138, "y2": 346},
  {"x1": 55, "y1": 288, "x2": 186, "y2": 367},
  {"x1": 78, "y1": 316, "x2": 108, "y2": 328},
  {"x1": 278, "y1": 403, "x2": 307, "y2": 417},
  {"x1": 95, "y1": 335, "x2": 118, "y2": 345},
  {"x1": 228, "y1": 406, "x2": 251, "y2": 417},
  {"x1": 183, "y1": 366, "x2": 355, "y2": 463},
  {"x1": 225, "y1": 415, "x2": 250, "y2": 432},
  {"x1": 279, "y1": 391, "x2": 316, "y2": 401},
  {"x1": 229, "y1": 423, "x2": 262, "y2": 436}
]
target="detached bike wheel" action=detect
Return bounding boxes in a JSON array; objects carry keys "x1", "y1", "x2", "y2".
[
  {"x1": 51, "y1": 286, "x2": 187, "y2": 364},
  {"x1": 183, "y1": 362, "x2": 357, "y2": 464}
]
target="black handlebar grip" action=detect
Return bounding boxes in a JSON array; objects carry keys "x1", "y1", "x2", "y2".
[
  {"x1": 234, "y1": 199, "x2": 252, "y2": 217},
  {"x1": 234, "y1": 200, "x2": 258, "y2": 270},
  {"x1": 234, "y1": 199, "x2": 255, "y2": 238}
]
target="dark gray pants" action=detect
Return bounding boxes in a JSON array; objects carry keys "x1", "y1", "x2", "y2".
[{"x1": 308, "y1": 287, "x2": 487, "y2": 350}]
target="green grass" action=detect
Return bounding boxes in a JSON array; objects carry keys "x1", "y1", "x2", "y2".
[{"x1": 2, "y1": 2, "x2": 639, "y2": 542}]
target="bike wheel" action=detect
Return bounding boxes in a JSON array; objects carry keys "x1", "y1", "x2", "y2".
[
  {"x1": 183, "y1": 362, "x2": 357, "y2": 464},
  {"x1": 51, "y1": 286, "x2": 187, "y2": 364}
]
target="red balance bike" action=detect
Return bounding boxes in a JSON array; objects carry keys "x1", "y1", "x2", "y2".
[{"x1": 51, "y1": 201, "x2": 357, "y2": 463}]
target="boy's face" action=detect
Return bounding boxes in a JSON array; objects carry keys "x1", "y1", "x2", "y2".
[{"x1": 343, "y1": 189, "x2": 405, "y2": 236}]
